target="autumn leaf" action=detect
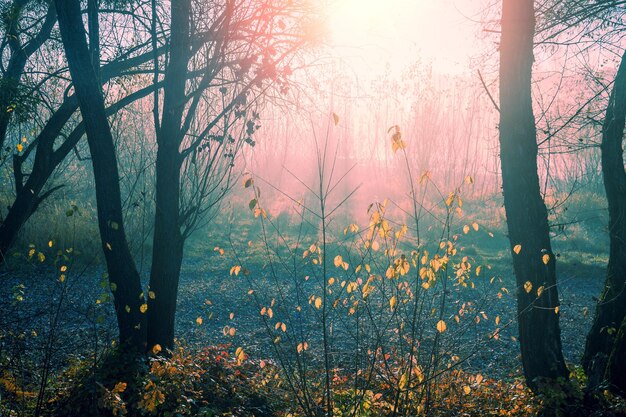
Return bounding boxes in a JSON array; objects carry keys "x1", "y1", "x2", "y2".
[
  {"x1": 436, "y1": 320, "x2": 447, "y2": 333},
  {"x1": 524, "y1": 281, "x2": 532, "y2": 293},
  {"x1": 332, "y1": 112, "x2": 340, "y2": 125},
  {"x1": 399, "y1": 372, "x2": 408, "y2": 390},
  {"x1": 390, "y1": 296, "x2": 397, "y2": 311},
  {"x1": 235, "y1": 347, "x2": 246, "y2": 364},
  {"x1": 513, "y1": 244, "x2": 522, "y2": 255},
  {"x1": 542, "y1": 253, "x2": 550, "y2": 265},
  {"x1": 196, "y1": 317, "x2": 203, "y2": 325},
  {"x1": 140, "y1": 303, "x2": 148, "y2": 313}
]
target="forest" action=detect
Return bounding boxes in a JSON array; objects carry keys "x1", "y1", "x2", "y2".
[{"x1": 0, "y1": 0, "x2": 625, "y2": 416}]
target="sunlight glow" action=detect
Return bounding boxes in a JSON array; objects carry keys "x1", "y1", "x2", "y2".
[{"x1": 325, "y1": 0, "x2": 482, "y2": 77}]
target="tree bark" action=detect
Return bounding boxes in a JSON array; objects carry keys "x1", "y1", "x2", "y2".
[
  {"x1": 54, "y1": 0, "x2": 146, "y2": 350},
  {"x1": 146, "y1": 0, "x2": 191, "y2": 351},
  {"x1": 499, "y1": 0, "x2": 569, "y2": 391},
  {"x1": 582, "y1": 50, "x2": 626, "y2": 394}
]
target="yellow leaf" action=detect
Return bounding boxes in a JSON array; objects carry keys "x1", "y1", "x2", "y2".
[
  {"x1": 196, "y1": 317, "x2": 203, "y2": 325},
  {"x1": 436, "y1": 320, "x2": 447, "y2": 333},
  {"x1": 315, "y1": 297, "x2": 322, "y2": 309},
  {"x1": 235, "y1": 347, "x2": 246, "y2": 363},
  {"x1": 495, "y1": 315, "x2": 500, "y2": 325},
  {"x1": 230, "y1": 265, "x2": 242, "y2": 276},
  {"x1": 48, "y1": 240, "x2": 53, "y2": 248},
  {"x1": 229, "y1": 327, "x2": 236, "y2": 336},
  {"x1": 399, "y1": 372, "x2": 408, "y2": 390},
  {"x1": 463, "y1": 225, "x2": 470, "y2": 234},
  {"x1": 513, "y1": 244, "x2": 522, "y2": 255},
  {"x1": 472, "y1": 222, "x2": 479, "y2": 231},
  {"x1": 463, "y1": 385, "x2": 471, "y2": 395},
  {"x1": 476, "y1": 374, "x2": 483, "y2": 384},
  {"x1": 555, "y1": 306, "x2": 560, "y2": 314},
  {"x1": 139, "y1": 303, "x2": 148, "y2": 313},
  {"x1": 464, "y1": 175, "x2": 474, "y2": 184},
  {"x1": 149, "y1": 291, "x2": 156, "y2": 299},
  {"x1": 390, "y1": 296, "x2": 397, "y2": 311},
  {"x1": 113, "y1": 382, "x2": 127, "y2": 393},
  {"x1": 524, "y1": 281, "x2": 532, "y2": 293},
  {"x1": 16, "y1": 143, "x2": 23, "y2": 152},
  {"x1": 334, "y1": 255, "x2": 343, "y2": 268},
  {"x1": 445, "y1": 192, "x2": 455, "y2": 207},
  {"x1": 385, "y1": 266, "x2": 395, "y2": 279},
  {"x1": 542, "y1": 254, "x2": 550, "y2": 265},
  {"x1": 37, "y1": 252, "x2": 45, "y2": 263},
  {"x1": 537, "y1": 286, "x2": 544, "y2": 297},
  {"x1": 60, "y1": 265, "x2": 67, "y2": 272},
  {"x1": 267, "y1": 308, "x2": 273, "y2": 319},
  {"x1": 59, "y1": 274, "x2": 66, "y2": 283},
  {"x1": 152, "y1": 344, "x2": 162, "y2": 355}
]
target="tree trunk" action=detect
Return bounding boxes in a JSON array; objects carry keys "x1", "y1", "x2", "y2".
[
  {"x1": 54, "y1": 0, "x2": 146, "y2": 350},
  {"x1": 146, "y1": 0, "x2": 191, "y2": 351},
  {"x1": 606, "y1": 316, "x2": 626, "y2": 395},
  {"x1": 582, "y1": 50, "x2": 626, "y2": 394},
  {"x1": 499, "y1": 0, "x2": 569, "y2": 392}
]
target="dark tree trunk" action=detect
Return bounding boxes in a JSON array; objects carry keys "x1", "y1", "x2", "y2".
[
  {"x1": 146, "y1": 0, "x2": 191, "y2": 351},
  {"x1": 582, "y1": 50, "x2": 626, "y2": 394},
  {"x1": 0, "y1": 98, "x2": 75, "y2": 261},
  {"x1": 499, "y1": 0, "x2": 569, "y2": 392},
  {"x1": 54, "y1": 0, "x2": 146, "y2": 350},
  {"x1": 606, "y1": 316, "x2": 626, "y2": 395}
]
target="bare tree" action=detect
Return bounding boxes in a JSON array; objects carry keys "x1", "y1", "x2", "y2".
[{"x1": 498, "y1": 0, "x2": 569, "y2": 393}]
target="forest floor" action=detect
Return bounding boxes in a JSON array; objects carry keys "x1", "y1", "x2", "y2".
[{"x1": 1, "y1": 210, "x2": 606, "y2": 387}]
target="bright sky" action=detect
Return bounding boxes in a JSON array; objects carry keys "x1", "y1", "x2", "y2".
[{"x1": 325, "y1": 0, "x2": 485, "y2": 77}]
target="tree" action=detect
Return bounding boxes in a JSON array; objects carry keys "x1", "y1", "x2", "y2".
[
  {"x1": 582, "y1": 49, "x2": 626, "y2": 395},
  {"x1": 145, "y1": 0, "x2": 191, "y2": 350},
  {"x1": 54, "y1": 0, "x2": 146, "y2": 350},
  {"x1": 0, "y1": 1, "x2": 166, "y2": 263},
  {"x1": 498, "y1": 0, "x2": 569, "y2": 392},
  {"x1": 0, "y1": 0, "x2": 56, "y2": 153},
  {"x1": 53, "y1": 0, "x2": 308, "y2": 352}
]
